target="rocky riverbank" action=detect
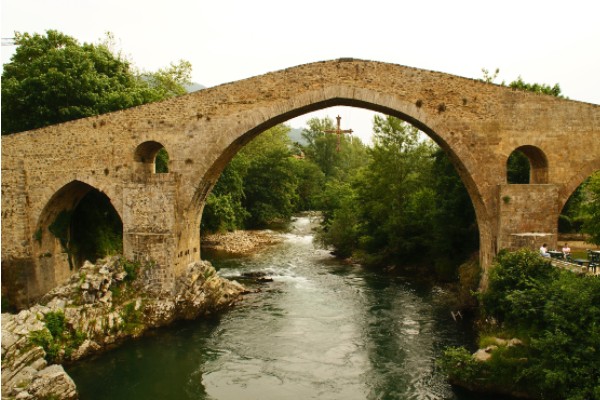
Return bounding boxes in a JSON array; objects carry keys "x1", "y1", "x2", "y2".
[
  {"x1": 201, "y1": 229, "x2": 283, "y2": 255},
  {"x1": 1, "y1": 257, "x2": 246, "y2": 399}
]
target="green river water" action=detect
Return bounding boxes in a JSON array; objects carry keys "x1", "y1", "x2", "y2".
[{"x1": 67, "y1": 215, "x2": 514, "y2": 400}]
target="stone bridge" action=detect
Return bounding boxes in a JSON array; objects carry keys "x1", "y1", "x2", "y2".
[{"x1": 2, "y1": 59, "x2": 599, "y2": 307}]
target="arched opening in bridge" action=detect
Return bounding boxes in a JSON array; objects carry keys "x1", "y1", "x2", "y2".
[
  {"x1": 134, "y1": 141, "x2": 170, "y2": 174},
  {"x1": 557, "y1": 169, "x2": 600, "y2": 257},
  {"x1": 506, "y1": 145, "x2": 548, "y2": 184},
  {"x1": 197, "y1": 104, "x2": 480, "y2": 283},
  {"x1": 36, "y1": 181, "x2": 123, "y2": 273}
]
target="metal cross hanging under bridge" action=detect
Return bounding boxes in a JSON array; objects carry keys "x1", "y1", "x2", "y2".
[{"x1": 323, "y1": 115, "x2": 353, "y2": 152}]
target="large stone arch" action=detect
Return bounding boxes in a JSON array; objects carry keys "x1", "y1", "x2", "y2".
[{"x1": 182, "y1": 93, "x2": 495, "y2": 278}]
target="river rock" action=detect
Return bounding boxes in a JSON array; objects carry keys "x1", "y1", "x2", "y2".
[
  {"x1": 473, "y1": 345, "x2": 497, "y2": 362},
  {"x1": 28, "y1": 365, "x2": 78, "y2": 400}
]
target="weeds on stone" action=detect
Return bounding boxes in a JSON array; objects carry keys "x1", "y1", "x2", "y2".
[
  {"x1": 29, "y1": 311, "x2": 87, "y2": 364},
  {"x1": 119, "y1": 258, "x2": 141, "y2": 282}
]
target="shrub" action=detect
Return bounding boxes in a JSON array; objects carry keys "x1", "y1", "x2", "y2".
[
  {"x1": 460, "y1": 249, "x2": 600, "y2": 399},
  {"x1": 29, "y1": 311, "x2": 87, "y2": 363}
]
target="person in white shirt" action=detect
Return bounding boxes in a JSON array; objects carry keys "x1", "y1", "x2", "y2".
[
  {"x1": 562, "y1": 243, "x2": 571, "y2": 260},
  {"x1": 540, "y1": 243, "x2": 551, "y2": 258}
]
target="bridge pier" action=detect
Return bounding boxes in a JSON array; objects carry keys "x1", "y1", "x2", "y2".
[
  {"x1": 122, "y1": 174, "x2": 182, "y2": 293},
  {"x1": 497, "y1": 184, "x2": 560, "y2": 253}
]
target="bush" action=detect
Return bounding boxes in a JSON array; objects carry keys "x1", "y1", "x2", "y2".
[
  {"x1": 29, "y1": 311, "x2": 87, "y2": 363},
  {"x1": 480, "y1": 249, "x2": 559, "y2": 329},
  {"x1": 464, "y1": 249, "x2": 600, "y2": 399}
]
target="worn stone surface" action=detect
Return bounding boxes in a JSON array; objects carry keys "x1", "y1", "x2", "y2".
[
  {"x1": 2, "y1": 59, "x2": 599, "y2": 304},
  {"x1": 201, "y1": 230, "x2": 283, "y2": 255},
  {"x1": 1, "y1": 257, "x2": 246, "y2": 399}
]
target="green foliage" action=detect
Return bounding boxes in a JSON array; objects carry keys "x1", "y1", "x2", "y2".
[
  {"x1": 29, "y1": 311, "x2": 87, "y2": 363},
  {"x1": 470, "y1": 249, "x2": 600, "y2": 399},
  {"x1": 242, "y1": 125, "x2": 299, "y2": 228},
  {"x1": 509, "y1": 76, "x2": 564, "y2": 98},
  {"x1": 203, "y1": 124, "x2": 321, "y2": 231},
  {"x1": 317, "y1": 115, "x2": 477, "y2": 276},
  {"x1": 316, "y1": 181, "x2": 360, "y2": 258},
  {"x1": 202, "y1": 194, "x2": 247, "y2": 232},
  {"x1": 581, "y1": 171, "x2": 600, "y2": 245},
  {"x1": 155, "y1": 148, "x2": 169, "y2": 173},
  {"x1": 480, "y1": 249, "x2": 559, "y2": 329},
  {"x1": 2, "y1": 30, "x2": 190, "y2": 135},
  {"x1": 350, "y1": 116, "x2": 436, "y2": 263},
  {"x1": 301, "y1": 117, "x2": 341, "y2": 178},
  {"x1": 121, "y1": 301, "x2": 144, "y2": 334},
  {"x1": 47, "y1": 190, "x2": 122, "y2": 268},
  {"x1": 120, "y1": 258, "x2": 141, "y2": 282},
  {"x1": 479, "y1": 68, "x2": 564, "y2": 99},
  {"x1": 506, "y1": 150, "x2": 530, "y2": 184},
  {"x1": 438, "y1": 346, "x2": 484, "y2": 382},
  {"x1": 290, "y1": 158, "x2": 326, "y2": 211},
  {"x1": 480, "y1": 67, "x2": 501, "y2": 84},
  {"x1": 70, "y1": 190, "x2": 123, "y2": 266},
  {"x1": 30, "y1": 329, "x2": 61, "y2": 363},
  {"x1": 429, "y1": 150, "x2": 479, "y2": 267},
  {"x1": 44, "y1": 311, "x2": 66, "y2": 338},
  {"x1": 456, "y1": 256, "x2": 481, "y2": 309}
]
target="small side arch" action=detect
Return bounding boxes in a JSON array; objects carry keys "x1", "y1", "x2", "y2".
[
  {"x1": 507, "y1": 145, "x2": 549, "y2": 184},
  {"x1": 134, "y1": 141, "x2": 170, "y2": 174}
]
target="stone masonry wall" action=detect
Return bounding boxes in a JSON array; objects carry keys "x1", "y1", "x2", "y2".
[{"x1": 497, "y1": 184, "x2": 560, "y2": 251}]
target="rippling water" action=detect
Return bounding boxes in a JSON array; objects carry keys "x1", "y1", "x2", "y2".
[{"x1": 67, "y1": 216, "x2": 511, "y2": 400}]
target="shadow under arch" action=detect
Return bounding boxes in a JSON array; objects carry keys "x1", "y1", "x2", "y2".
[
  {"x1": 32, "y1": 180, "x2": 123, "y2": 301},
  {"x1": 134, "y1": 140, "x2": 169, "y2": 174},
  {"x1": 507, "y1": 145, "x2": 549, "y2": 184},
  {"x1": 188, "y1": 97, "x2": 488, "y2": 265}
]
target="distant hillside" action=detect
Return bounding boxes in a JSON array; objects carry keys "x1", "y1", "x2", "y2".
[
  {"x1": 288, "y1": 127, "x2": 308, "y2": 146},
  {"x1": 185, "y1": 82, "x2": 206, "y2": 92}
]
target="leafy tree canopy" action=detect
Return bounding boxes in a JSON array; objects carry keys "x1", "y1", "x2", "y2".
[
  {"x1": 1, "y1": 30, "x2": 191, "y2": 135},
  {"x1": 582, "y1": 171, "x2": 600, "y2": 244}
]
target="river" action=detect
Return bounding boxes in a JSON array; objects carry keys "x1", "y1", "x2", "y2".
[{"x1": 67, "y1": 215, "x2": 511, "y2": 400}]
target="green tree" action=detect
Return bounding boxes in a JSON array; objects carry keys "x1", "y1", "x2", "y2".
[
  {"x1": 202, "y1": 124, "x2": 307, "y2": 231},
  {"x1": 1, "y1": 30, "x2": 191, "y2": 135},
  {"x1": 448, "y1": 249, "x2": 600, "y2": 400},
  {"x1": 1, "y1": 30, "x2": 191, "y2": 265},
  {"x1": 506, "y1": 150, "x2": 530, "y2": 184},
  {"x1": 318, "y1": 115, "x2": 439, "y2": 266},
  {"x1": 354, "y1": 116, "x2": 435, "y2": 262},
  {"x1": 201, "y1": 155, "x2": 249, "y2": 232},
  {"x1": 581, "y1": 171, "x2": 600, "y2": 244},
  {"x1": 429, "y1": 150, "x2": 479, "y2": 276},
  {"x1": 242, "y1": 125, "x2": 300, "y2": 228},
  {"x1": 290, "y1": 158, "x2": 326, "y2": 211},
  {"x1": 301, "y1": 117, "x2": 340, "y2": 178}
]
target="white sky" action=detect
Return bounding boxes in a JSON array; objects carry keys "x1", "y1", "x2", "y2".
[{"x1": 2, "y1": 0, "x2": 599, "y2": 144}]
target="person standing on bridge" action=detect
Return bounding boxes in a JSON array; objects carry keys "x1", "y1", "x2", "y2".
[{"x1": 540, "y1": 243, "x2": 551, "y2": 258}]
